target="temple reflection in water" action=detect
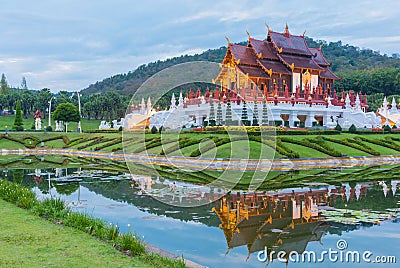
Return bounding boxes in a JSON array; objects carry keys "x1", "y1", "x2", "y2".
[
  {"x1": 211, "y1": 182, "x2": 397, "y2": 262},
  {"x1": 1, "y1": 163, "x2": 399, "y2": 265}
]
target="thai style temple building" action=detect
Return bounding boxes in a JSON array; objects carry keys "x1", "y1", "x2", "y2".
[
  {"x1": 215, "y1": 24, "x2": 340, "y2": 102},
  {"x1": 139, "y1": 24, "x2": 382, "y2": 129}
]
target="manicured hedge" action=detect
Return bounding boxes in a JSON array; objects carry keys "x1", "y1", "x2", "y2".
[
  {"x1": 323, "y1": 136, "x2": 380, "y2": 156},
  {"x1": 275, "y1": 138, "x2": 300, "y2": 158},
  {"x1": 41, "y1": 135, "x2": 70, "y2": 145},
  {"x1": 281, "y1": 136, "x2": 342, "y2": 157},
  {"x1": 64, "y1": 136, "x2": 98, "y2": 148},
  {"x1": 358, "y1": 136, "x2": 400, "y2": 152},
  {"x1": 84, "y1": 129, "x2": 121, "y2": 133},
  {"x1": 77, "y1": 136, "x2": 113, "y2": 150},
  {"x1": 94, "y1": 137, "x2": 122, "y2": 151}
]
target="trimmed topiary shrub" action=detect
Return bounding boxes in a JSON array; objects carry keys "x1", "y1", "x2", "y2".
[
  {"x1": 151, "y1": 125, "x2": 158, "y2": 134},
  {"x1": 334, "y1": 124, "x2": 342, "y2": 132},
  {"x1": 383, "y1": 124, "x2": 391, "y2": 133},
  {"x1": 349, "y1": 124, "x2": 357, "y2": 133}
]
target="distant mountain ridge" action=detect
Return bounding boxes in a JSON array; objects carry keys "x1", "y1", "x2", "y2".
[{"x1": 81, "y1": 37, "x2": 400, "y2": 96}]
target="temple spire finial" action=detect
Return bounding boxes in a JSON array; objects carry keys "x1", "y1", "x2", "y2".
[
  {"x1": 265, "y1": 23, "x2": 270, "y2": 33},
  {"x1": 225, "y1": 36, "x2": 231, "y2": 46},
  {"x1": 246, "y1": 30, "x2": 251, "y2": 40},
  {"x1": 303, "y1": 30, "x2": 306, "y2": 37},
  {"x1": 285, "y1": 23, "x2": 289, "y2": 36}
]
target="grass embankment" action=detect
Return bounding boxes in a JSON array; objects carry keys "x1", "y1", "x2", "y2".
[
  {"x1": 2, "y1": 131, "x2": 400, "y2": 159},
  {"x1": 0, "y1": 179, "x2": 186, "y2": 268}
]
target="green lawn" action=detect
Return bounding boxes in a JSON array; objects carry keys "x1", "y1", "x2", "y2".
[
  {"x1": 282, "y1": 142, "x2": 329, "y2": 158},
  {"x1": 324, "y1": 140, "x2": 370, "y2": 156},
  {"x1": 0, "y1": 199, "x2": 150, "y2": 268},
  {"x1": 0, "y1": 115, "x2": 101, "y2": 132},
  {"x1": 361, "y1": 140, "x2": 400, "y2": 155},
  {"x1": 3, "y1": 130, "x2": 400, "y2": 159}
]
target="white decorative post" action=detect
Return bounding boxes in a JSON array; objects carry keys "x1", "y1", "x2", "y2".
[
  {"x1": 355, "y1": 94, "x2": 361, "y2": 111},
  {"x1": 170, "y1": 93, "x2": 177, "y2": 110},
  {"x1": 178, "y1": 91, "x2": 184, "y2": 108},
  {"x1": 140, "y1": 98, "x2": 145, "y2": 114},
  {"x1": 345, "y1": 93, "x2": 351, "y2": 110},
  {"x1": 48, "y1": 96, "x2": 55, "y2": 127},
  {"x1": 391, "y1": 97, "x2": 398, "y2": 114},
  {"x1": 146, "y1": 97, "x2": 152, "y2": 115},
  {"x1": 383, "y1": 96, "x2": 389, "y2": 126},
  {"x1": 77, "y1": 92, "x2": 82, "y2": 133}
]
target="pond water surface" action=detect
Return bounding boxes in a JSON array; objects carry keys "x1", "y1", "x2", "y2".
[{"x1": 1, "y1": 157, "x2": 399, "y2": 268}]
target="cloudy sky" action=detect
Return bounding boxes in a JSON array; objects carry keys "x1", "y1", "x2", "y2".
[{"x1": 0, "y1": 0, "x2": 399, "y2": 92}]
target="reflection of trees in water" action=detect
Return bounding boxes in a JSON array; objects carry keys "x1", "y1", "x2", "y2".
[
  {"x1": 84, "y1": 180, "x2": 221, "y2": 227},
  {"x1": 12, "y1": 169, "x2": 24, "y2": 184},
  {"x1": 53, "y1": 182, "x2": 80, "y2": 195}
]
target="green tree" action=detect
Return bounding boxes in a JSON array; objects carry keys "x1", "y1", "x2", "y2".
[
  {"x1": 55, "y1": 90, "x2": 71, "y2": 106},
  {"x1": 52, "y1": 102, "x2": 80, "y2": 132},
  {"x1": 5, "y1": 90, "x2": 17, "y2": 113},
  {"x1": 13, "y1": 100, "x2": 23, "y2": 131},
  {"x1": 20, "y1": 90, "x2": 35, "y2": 118},
  {"x1": 36, "y1": 88, "x2": 53, "y2": 119},
  {"x1": 0, "y1": 73, "x2": 9, "y2": 95},
  {"x1": 83, "y1": 101, "x2": 95, "y2": 120},
  {"x1": 0, "y1": 94, "x2": 5, "y2": 111}
]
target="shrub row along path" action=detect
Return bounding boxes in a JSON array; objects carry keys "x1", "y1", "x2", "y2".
[
  {"x1": 0, "y1": 199, "x2": 150, "y2": 268},
  {"x1": 2, "y1": 148, "x2": 400, "y2": 171}
]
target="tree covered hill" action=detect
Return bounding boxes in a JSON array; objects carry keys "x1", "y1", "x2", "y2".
[{"x1": 81, "y1": 38, "x2": 400, "y2": 96}]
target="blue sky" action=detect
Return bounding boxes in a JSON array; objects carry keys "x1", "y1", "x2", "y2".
[{"x1": 0, "y1": 0, "x2": 399, "y2": 92}]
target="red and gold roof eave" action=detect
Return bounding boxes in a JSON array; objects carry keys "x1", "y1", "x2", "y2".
[
  {"x1": 247, "y1": 37, "x2": 279, "y2": 61},
  {"x1": 256, "y1": 59, "x2": 291, "y2": 77},
  {"x1": 320, "y1": 68, "x2": 341, "y2": 80},
  {"x1": 309, "y1": 47, "x2": 332, "y2": 67},
  {"x1": 268, "y1": 30, "x2": 313, "y2": 57},
  {"x1": 268, "y1": 28, "x2": 331, "y2": 74}
]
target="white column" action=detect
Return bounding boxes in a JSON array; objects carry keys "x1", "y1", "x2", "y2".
[
  {"x1": 289, "y1": 112, "x2": 295, "y2": 128},
  {"x1": 305, "y1": 114, "x2": 313, "y2": 128}
]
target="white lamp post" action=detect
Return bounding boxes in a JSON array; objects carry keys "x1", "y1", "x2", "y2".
[
  {"x1": 72, "y1": 91, "x2": 82, "y2": 132},
  {"x1": 48, "y1": 96, "x2": 55, "y2": 127}
]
